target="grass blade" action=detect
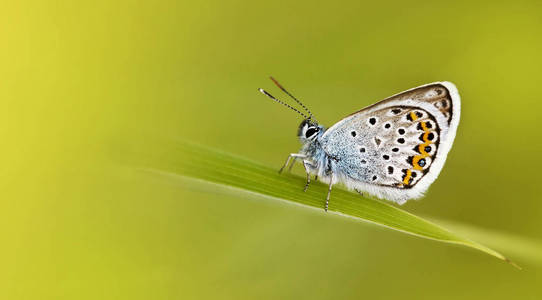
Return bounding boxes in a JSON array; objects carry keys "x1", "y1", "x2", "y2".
[{"x1": 126, "y1": 139, "x2": 519, "y2": 267}]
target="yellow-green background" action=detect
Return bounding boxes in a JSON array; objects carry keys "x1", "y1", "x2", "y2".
[{"x1": 2, "y1": 0, "x2": 542, "y2": 299}]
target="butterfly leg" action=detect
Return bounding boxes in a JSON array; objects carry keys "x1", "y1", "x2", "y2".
[
  {"x1": 279, "y1": 153, "x2": 306, "y2": 174},
  {"x1": 288, "y1": 158, "x2": 298, "y2": 172},
  {"x1": 325, "y1": 176, "x2": 333, "y2": 212},
  {"x1": 355, "y1": 188, "x2": 364, "y2": 197},
  {"x1": 302, "y1": 160, "x2": 315, "y2": 192}
]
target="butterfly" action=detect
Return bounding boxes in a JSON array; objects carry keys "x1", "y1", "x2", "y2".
[{"x1": 259, "y1": 77, "x2": 460, "y2": 211}]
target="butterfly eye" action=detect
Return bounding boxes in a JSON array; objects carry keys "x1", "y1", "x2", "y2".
[{"x1": 305, "y1": 127, "x2": 318, "y2": 138}]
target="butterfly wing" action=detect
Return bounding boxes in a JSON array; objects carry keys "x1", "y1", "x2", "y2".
[{"x1": 320, "y1": 82, "x2": 460, "y2": 204}]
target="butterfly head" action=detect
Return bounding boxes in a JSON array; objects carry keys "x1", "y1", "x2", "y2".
[
  {"x1": 259, "y1": 77, "x2": 323, "y2": 143},
  {"x1": 298, "y1": 119, "x2": 324, "y2": 143}
]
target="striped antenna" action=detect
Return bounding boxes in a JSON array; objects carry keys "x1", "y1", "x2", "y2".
[
  {"x1": 258, "y1": 88, "x2": 309, "y2": 119},
  {"x1": 269, "y1": 77, "x2": 316, "y2": 122}
]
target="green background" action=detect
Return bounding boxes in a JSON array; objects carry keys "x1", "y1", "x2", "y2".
[{"x1": 2, "y1": 0, "x2": 542, "y2": 299}]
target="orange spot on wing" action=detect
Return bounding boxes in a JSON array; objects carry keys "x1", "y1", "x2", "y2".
[
  {"x1": 405, "y1": 121, "x2": 436, "y2": 182},
  {"x1": 421, "y1": 121, "x2": 429, "y2": 131},
  {"x1": 418, "y1": 144, "x2": 428, "y2": 155},
  {"x1": 422, "y1": 131, "x2": 437, "y2": 146},
  {"x1": 412, "y1": 156, "x2": 425, "y2": 170},
  {"x1": 403, "y1": 169, "x2": 412, "y2": 185}
]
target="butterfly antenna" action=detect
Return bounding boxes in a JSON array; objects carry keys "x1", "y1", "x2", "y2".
[
  {"x1": 269, "y1": 76, "x2": 316, "y2": 122},
  {"x1": 258, "y1": 88, "x2": 309, "y2": 119}
]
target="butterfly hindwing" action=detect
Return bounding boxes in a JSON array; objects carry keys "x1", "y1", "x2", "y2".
[{"x1": 320, "y1": 82, "x2": 460, "y2": 203}]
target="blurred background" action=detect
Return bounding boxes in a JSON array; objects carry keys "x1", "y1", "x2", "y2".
[{"x1": 2, "y1": 0, "x2": 542, "y2": 299}]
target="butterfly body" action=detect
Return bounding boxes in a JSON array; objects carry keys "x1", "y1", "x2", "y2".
[{"x1": 259, "y1": 80, "x2": 460, "y2": 211}]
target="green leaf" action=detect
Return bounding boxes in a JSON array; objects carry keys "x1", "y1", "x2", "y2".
[{"x1": 127, "y1": 139, "x2": 520, "y2": 268}]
